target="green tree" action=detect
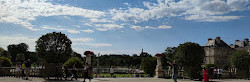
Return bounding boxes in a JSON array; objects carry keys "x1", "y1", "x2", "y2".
[
  {"x1": 7, "y1": 43, "x2": 28, "y2": 63},
  {"x1": 0, "y1": 57, "x2": 12, "y2": 67},
  {"x1": 175, "y1": 42, "x2": 205, "y2": 78},
  {"x1": 63, "y1": 57, "x2": 84, "y2": 68},
  {"x1": 230, "y1": 51, "x2": 250, "y2": 70},
  {"x1": 131, "y1": 55, "x2": 141, "y2": 68},
  {"x1": 0, "y1": 47, "x2": 4, "y2": 53},
  {"x1": 16, "y1": 53, "x2": 25, "y2": 62},
  {"x1": 0, "y1": 47, "x2": 11, "y2": 59},
  {"x1": 141, "y1": 57, "x2": 157, "y2": 77},
  {"x1": 36, "y1": 32, "x2": 73, "y2": 63}
]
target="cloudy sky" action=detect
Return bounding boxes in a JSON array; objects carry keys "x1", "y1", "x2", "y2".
[{"x1": 0, "y1": 0, "x2": 250, "y2": 55}]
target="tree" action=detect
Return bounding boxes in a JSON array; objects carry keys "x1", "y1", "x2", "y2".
[
  {"x1": 131, "y1": 55, "x2": 141, "y2": 68},
  {"x1": 0, "y1": 47, "x2": 11, "y2": 59},
  {"x1": 7, "y1": 43, "x2": 28, "y2": 63},
  {"x1": 36, "y1": 32, "x2": 72, "y2": 63},
  {"x1": 0, "y1": 57, "x2": 13, "y2": 67},
  {"x1": 230, "y1": 51, "x2": 250, "y2": 70},
  {"x1": 63, "y1": 57, "x2": 84, "y2": 68},
  {"x1": 16, "y1": 53, "x2": 25, "y2": 62},
  {"x1": 175, "y1": 42, "x2": 205, "y2": 79},
  {"x1": 141, "y1": 57, "x2": 157, "y2": 77},
  {"x1": 0, "y1": 47, "x2": 4, "y2": 53}
]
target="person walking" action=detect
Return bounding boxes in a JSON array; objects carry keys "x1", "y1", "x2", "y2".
[
  {"x1": 15, "y1": 62, "x2": 21, "y2": 78},
  {"x1": 83, "y1": 63, "x2": 91, "y2": 82},
  {"x1": 168, "y1": 60, "x2": 178, "y2": 82},
  {"x1": 203, "y1": 67, "x2": 209, "y2": 82},
  {"x1": 21, "y1": 61, "x2": 26, "y2": 78},
  {"x1": 213, "y1": 67, "x2": 217, "y2": 79},
  {"x1": 217, "y1": 67, "x2": 223, "y2": 79},
  {"x1": 110, "y1": 66, "x2": 114, "y2": 77},
  {"x1": 64, "y1": 65, "x2": 69, "y2": 80},
  {"x1": 71, "y1": 63, "x2": 77, "y2": 80},
  {"x1": 25, "y1": 59, "x2": 31, "y2": 80}
]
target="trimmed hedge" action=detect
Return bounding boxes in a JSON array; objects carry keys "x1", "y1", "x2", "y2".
[
  {"x1": 63, "y1": 57, "x2": 84, "y2": 68},
  {"x1": 0, "y1": 57, "x2": 12, "y2": 67}
]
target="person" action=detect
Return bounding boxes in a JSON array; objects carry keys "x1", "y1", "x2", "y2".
[
  {"x1": 208, "y1": 67, "x2": 214, "y2": 79},
  {"x1": 168, "y1": 60, "x2": 178, "y2": 82},
  {"x1": 203, "y1": 67, "x2": 209, "y2": 82},
  {"x1": 15, "y1": 62, "x2": 21, "y2": 78},
  {"x1": 213, "y1": 66, "x2": 217, "y2": 79},
  {"x1": 217, "y1": 67, "x2": 223, "y2": 79},
  {"x1": 71, "y1": 63, "x2": 77, "y2": 80},
  {"x1": 83, "y1": 63, "x2": 91, "y2": 82},
  {"x1": 110, "y1": 66, "x2": 114, "y2": 77},
  {"x1": 64, "y1": 65, "x2": 69, "y2": 80},
  {"x1": 21, "y1": 61, "x2": 26, "y2": 78},
  {"x1": 25, "y1": 59, "x2": 31, "y2": 80}
]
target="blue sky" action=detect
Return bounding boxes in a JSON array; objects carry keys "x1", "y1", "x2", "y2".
[{"x1": 0, "y1": 0, "x2": 250, "y2": 55}]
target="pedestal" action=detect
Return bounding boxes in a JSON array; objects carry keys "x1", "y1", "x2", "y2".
[
  {"x1": 86, "y1": 54, "x2": 92, "y2": 65},
  {"x1": 155, "y1": 56, "x2": 164, "y2": 78}
]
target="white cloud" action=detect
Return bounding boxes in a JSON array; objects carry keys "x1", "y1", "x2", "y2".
[
  {"x1": 0, "y1": 0, "x2": 105, "y2": 31},
  {"x1": 131, "y1": 25, "x2": 171, "y2": 31},
  {"x1": 80, "y1": 29, "x2": 94, "y2": 33},
  {"x1": 42, "y1": 25, "x2": 94, "y2": 34},
  {"x1": 72, "y1": 43, "x2": 112, "y2": 47},
  {"x1": 94, "y1": 23, "x2": 124, "y2": 31},
  {"x1": 185, "y1": 15, "x2": 242, "y2": 22},
  {"x1": 89, "y1": 18, "x2": 113, "y2": 23},
  {"x1": 110, "y1": 0, "x2": 249, "y2": 22},
  {"x1": 124, "y1": 3, "x2": 131, "y2": 6},
  {"x1": 71, "y1": 38, "x2": 93, "y2": 42},
  {"x1": 158, "y1": 25, "x2": 171, "y2": 29},
  {"x1": 0, "y1": 35, "x2": 37, "y2": 51}
]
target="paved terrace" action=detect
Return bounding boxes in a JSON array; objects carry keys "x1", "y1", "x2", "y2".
[{"x1": 0, "y1": 77, "x2": 249, "y2": 82}]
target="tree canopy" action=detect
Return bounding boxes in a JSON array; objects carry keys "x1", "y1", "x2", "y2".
[
  {"x1": 175, "y1": 42, "x2": 205, "y2": 66},
  {"x1": 230, "y1": 51, "x2": 250, "y2": 70},
  {"x1": 175, "y1": 42, "x2": 205, "y2": 78},
  {"x1": 7, "y1": 43, "x2": 28, "y2": 63},
  {"x1": 141, "y1": 56, "x2": 157, "y2": 77},
  {"x1": 36, "y1": 32, "x2": 72, "y2": 63}
]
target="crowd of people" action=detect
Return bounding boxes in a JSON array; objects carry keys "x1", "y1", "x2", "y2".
[
  {"x1": 15, "y1": 59, "x2": 31, "y2": 80},
  {"x1": 15, "y1": 60, "x2": 93, "y2": 82},
  {"x1": 63, "y1": 63, "x2": 93, "y2": 82}
]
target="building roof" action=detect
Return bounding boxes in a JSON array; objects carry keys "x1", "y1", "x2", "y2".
[{"x1": 205, "y1": 37, "x2": 230, "y2": 48}]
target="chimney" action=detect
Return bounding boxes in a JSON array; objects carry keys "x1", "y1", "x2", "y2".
[
  {"x1": 208, "y1": 38, "x2": 212, "y2": 41},
  {"x1": 244, "y1": 38, "x2": 249, "y2": 43},
  {"x1": 244, "y1": 38, "x2": 249, "y2": 45},
  {"x1": 216, "y1": 37, "x2": 220, "y2": 42}
]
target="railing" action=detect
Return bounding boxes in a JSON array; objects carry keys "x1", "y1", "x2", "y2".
[{"x1": 0, "y1": 67, "x2": 148, "y2": 78}]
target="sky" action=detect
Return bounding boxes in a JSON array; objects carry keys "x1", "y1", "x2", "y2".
[{"x1": 0, "y1": 0, "x2": 250, "y2": 56}]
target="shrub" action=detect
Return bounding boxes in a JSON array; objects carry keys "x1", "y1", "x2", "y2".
[
  {"x1": 0, "y1": 57, "x2": 12, "y2": 67},
  {"x1": 63, "y1": 57, "x2": 84, "y2": 68},
  {"x1": 205, "y1": 64, "x2": 216, "y2": 69}
]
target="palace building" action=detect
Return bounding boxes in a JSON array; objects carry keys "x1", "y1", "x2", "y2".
[{"x1": 204, "y1": 37, "x2": 250, "y2": 66}]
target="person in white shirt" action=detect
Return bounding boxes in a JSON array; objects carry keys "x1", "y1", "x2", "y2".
[
  {"x1": 217, "y1": 67, "x2": 223, "y2": 79},
  {"x1": 110, "y1": 66, "x2": 115, "y2": 77}
]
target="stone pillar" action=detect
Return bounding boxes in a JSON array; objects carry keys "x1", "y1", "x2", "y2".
[
  {"x1": 84, "y1": 51, "x2": 93, "y2": 65},
  {"x1": 86, "y1": 54, "x2": 92, "y2": 65},
  {"x1": 155, "y1": 54, "x2": 164, "y2": 78}
]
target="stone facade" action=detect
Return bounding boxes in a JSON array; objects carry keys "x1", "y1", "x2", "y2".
[{"x1": 204, "y1": 37, "x2": 234, "y2": 66}]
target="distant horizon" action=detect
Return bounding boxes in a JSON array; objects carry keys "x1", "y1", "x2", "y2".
[{"x1": 0, "y1": 0, "x2": 250, "y2": 55}]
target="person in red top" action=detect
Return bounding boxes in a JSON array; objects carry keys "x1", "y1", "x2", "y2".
[{"x1": 203, "y1": 67, "x2": 209, "y2": 82}]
